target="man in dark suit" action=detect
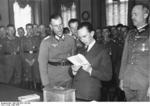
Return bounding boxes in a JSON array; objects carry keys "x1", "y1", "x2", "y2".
[
  {"x1": 71, "y1": 22, "x2": 112, "y2": 101},
  {"x1": 119, "y1": 4, "x2": 150, "y2": 101}
]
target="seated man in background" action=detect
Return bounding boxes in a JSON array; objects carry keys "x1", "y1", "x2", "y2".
[{"x1": 70, "y1": 22, "x2": 112, "y2": 101}]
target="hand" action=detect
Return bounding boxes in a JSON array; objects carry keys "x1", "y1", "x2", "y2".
[
  {"x1": 71, "y1": 65, "x2": 81, "y2": 75},
  {"x1": 71, "y1": 65, "x2": 81, "y2": 72},
  {"x1": 147, "y1": 86, "x2": 150, "y2": 97},
  {"x1": 120, "y1": 80, "x2": 124, "y2": 91},
  {"x1": 82, "y1": 64, "x2": 92, "y2": 75}
]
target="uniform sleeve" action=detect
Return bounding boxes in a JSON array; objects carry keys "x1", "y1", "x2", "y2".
[
  {"x1": 71, "y1": 38, "x2": 77, "y2": 56},
  {"x1": 91, "y1": 49, "x2": 112, "y2": 81},
  {"x1": 119, "y1": 35, "x2": 129, "y2": 80},
  {"x1": 148, "y1": 35, "x2": 150, "y2": 87},
  {"x1": 38, "y1": 40, "x2": 49, "y2": 86}
]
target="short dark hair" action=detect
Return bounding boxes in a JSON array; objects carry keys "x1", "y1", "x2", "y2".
[
  {"x1": 68, "y1": 18, "x2": 79, "y2": 27},
  {"x1": 17, "y1": 27, "x2": 24, "y2": 31},
  {"x1": 49, "y1": 14, "x2": 62, "y2": 23},
  {"x1": 26, "y1": 23, "x2": 33, "y2": 28},
  {"x1": 78, "y1": 22, "x2": 94, "y2": 32},
  {"x1": 7, "y1": 24, "x2": 15, "y2": 28},
  {"x1": 0, "y1": 26, "x2": 5, "y2": 29}
]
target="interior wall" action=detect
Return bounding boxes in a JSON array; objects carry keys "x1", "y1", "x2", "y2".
[
  {"x1": 79, "y1": 0, "x2": 91, "y2": 22},
  {"x1": 0, "y1": 0, "x2": 149, "y2": 27},
  {"x1": 0, "y1": 0, "x2": 9, "y2": 26},
  {"x1": 41, "y1": 0, "x2": 50, "y2": 26},
  {"x1": 91, "y1": 0, "x2": 106, "y2": 29}
]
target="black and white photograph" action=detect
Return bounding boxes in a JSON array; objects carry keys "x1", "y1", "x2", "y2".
[{"x1": 0, "y1": 0, "x2": 149, "y2": 104}]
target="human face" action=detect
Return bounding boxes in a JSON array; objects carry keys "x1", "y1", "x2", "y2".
[
  {"x1": 50, "y1": 17, "x2": 63, "y2": 36},
  {"x1": 7, "y1": 27, "x2": 15, "y2": 36},
  {"x1": 78, "y1": 27, "x2": 94, "y2": 46},
  {"x1": 26, "y1": 25, "x2": 33, "y2": 36},
  {"x1": 0, "y1": 27, "x2": 6, "y2": 36},
  {"x1": 131, "y1": 5, "x2": 146, "y2": 27},
  {"x1": 102, "y1": 28, "x2": 110, "y2": 37},
  {"x1": 39, "y1": 25, "x2": 45, "y2": 33},
  {"x1": 17, "y1": 28, "x2": 25, "y2": 37},
  {"x1": 69, "y1": 22, "x2": 78, "y2": 35}
]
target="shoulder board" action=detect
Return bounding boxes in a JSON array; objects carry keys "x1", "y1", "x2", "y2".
[{"x1": 44, "y1": 36, "x2": 51, "y2": 40}]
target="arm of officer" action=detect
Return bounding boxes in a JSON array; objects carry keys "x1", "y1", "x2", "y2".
[
  {"x1": 38, "y1": 39, "x2": 49, "y2": 86},
  {"x1": 71, "y1": 37, "x2": 77, "y2": 55},
  {"x1": 119, "y1": 34, "x2": 129, "y2": 90},
  {"x1": 147, "y1": 35, "x2": 150, "y2": 97}
]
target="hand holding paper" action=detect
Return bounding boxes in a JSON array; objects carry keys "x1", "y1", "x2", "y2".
[
  {"x1": 67, "y1": 54, "x2": 90, "y2": 66},
  {"x1": 82, "y1": 64, "x2": 92, "y2": 75},
  {"x1": 68, "y1": 54, "x2": 92, "y2": 75},
  {"x1": 71, "y1": 65, "x2": 81, "y2": 75}
]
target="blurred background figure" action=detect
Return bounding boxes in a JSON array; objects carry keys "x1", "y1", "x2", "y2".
[
  {"x1": 33, "y1": 24, "x2": 40, "y2": 36},
  {"x1": 3, "y1": 24, "x2": 22, "y2": 87},
  {"x1": 0, "y1": 26, "x2": 7, "y2": 39},
  {"x1": 38, "y1": 24, "x2": 47, "y2": 41},
  {"x1": 95, "y1": 27, "x2": 103, "y2": 43},
  {"x1": 68, "y1": 18, "x2": 84, "y2": 53},
  {"x1": 17, "y1": 27, "x2": 25, "y2": 38}
]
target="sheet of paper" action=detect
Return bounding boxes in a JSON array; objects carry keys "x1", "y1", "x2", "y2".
[{"x1": 67, "y1": 54, "x2": 90, "y2": 66}]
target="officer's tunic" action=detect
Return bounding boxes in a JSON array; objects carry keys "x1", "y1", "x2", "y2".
[
  {"x1": 119, "y1": 25, "x2": 150, "y2": 101},
  {"x1": 0, "y1": 38, "x2": 5, "y2": 83},
  {"x1": 21, "y1": 35, "x2": 41, "y2": 84},
  {"x1": 3, "y1": 36, "x2": 22, "y2": 85},
  {"x1": 38, "y1": 34, "x2": 76, "y2": 87}
]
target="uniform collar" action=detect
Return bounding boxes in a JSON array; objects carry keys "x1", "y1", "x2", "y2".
[
  {"x1": 55, "y1": 34, "x2": 65, "y2": 41},
  {"x1": 86, "y1": 39, "x2": 96, "y2": 52},
  {"x1": 137, "y1": 24, "x2": 148, "y2": 33}
]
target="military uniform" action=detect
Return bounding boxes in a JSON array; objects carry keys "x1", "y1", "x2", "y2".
[
  {"x1": 119, "y1": 24, "x2": 150, "y2": 101},
  {"x1": 0, "y1": 38, "x2": 5, "y2": 83},
  {"x1": 38, "y1": 33, "x2": 76, "y2": 87},
  {"x1": 3, "y1": 36, "x2": 22, "y2": 85},
  {"x1": 21, "y1": 35, "x2": 41, "y2": 89},
  {"x1": 72, "y1": 34, "x2": 84, "y2": 53}
]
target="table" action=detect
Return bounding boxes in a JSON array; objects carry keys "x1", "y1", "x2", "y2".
[{"x1": 0, "y1": 83, "x2": 42, "y2": 101}]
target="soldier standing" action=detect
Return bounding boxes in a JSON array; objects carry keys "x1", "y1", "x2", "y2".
[
  {"x1": 0, "y1": 26, "x2": 7, "y2": 83},
  {"x1": 119, "y1": 4, "x2": 150, "y2": 101},
  {"x1": 38, "y1": 14, "x2": 76, "y2": 88},
  {"x1": 21, "y1": 23, "x2": 41, "y2": 90},
  {"x1": 3, "y1": 25, "x2": 22, "y2": 86}
]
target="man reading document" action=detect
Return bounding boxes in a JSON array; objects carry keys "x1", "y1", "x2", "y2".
[{"x1": 69, "y1": 22, "x2": 112, "y2": 101}]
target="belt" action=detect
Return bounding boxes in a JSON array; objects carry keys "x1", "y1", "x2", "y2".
[
  {"x1": 4, "y1": 52, "x2": 20, "y2": 55},
  {"x1": 24, "y1": 50, "x2": 37, "y2": 54},
  {"x1": 48, "y1": 60, "x2": 72, "y2": 66}
]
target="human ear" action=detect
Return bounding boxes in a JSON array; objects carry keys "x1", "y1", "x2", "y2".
[{"x1": 90, "y1": 31, "x2": 95, "y2": 37}]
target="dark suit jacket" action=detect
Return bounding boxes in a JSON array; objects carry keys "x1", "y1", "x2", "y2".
[{"x1": 72, "y1": 42, "x2": 112, "y2": 101}]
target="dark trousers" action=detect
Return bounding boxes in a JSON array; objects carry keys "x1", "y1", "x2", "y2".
[{"x1": 123, "y1": 87, "x2": 149, "y2": 101}]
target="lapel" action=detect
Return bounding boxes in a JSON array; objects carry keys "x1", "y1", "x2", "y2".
[{"x1": 83, "y1": 42, "x2": 100, "y2": 63}]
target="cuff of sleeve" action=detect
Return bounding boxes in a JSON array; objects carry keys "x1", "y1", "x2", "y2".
[{"x1": 89, "y1": 68, "x2": 92, "y2": 76}]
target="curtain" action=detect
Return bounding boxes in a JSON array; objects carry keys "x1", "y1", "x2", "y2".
[
  {"x1": 54, "y1": 0, "x2": 78, "y2": 27},
  {"x1": 61, "y1": 2, "x2": 77, "y2": 27},
  {"x1": 13, "y1": 1, "x2": 32, "y2": 36},
  {"x1": 92, "y1": 0, "x2": 107, "y2": 29},
  {"x1": 106, "y1": 0, "x2": 128, "y2": 26}
]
